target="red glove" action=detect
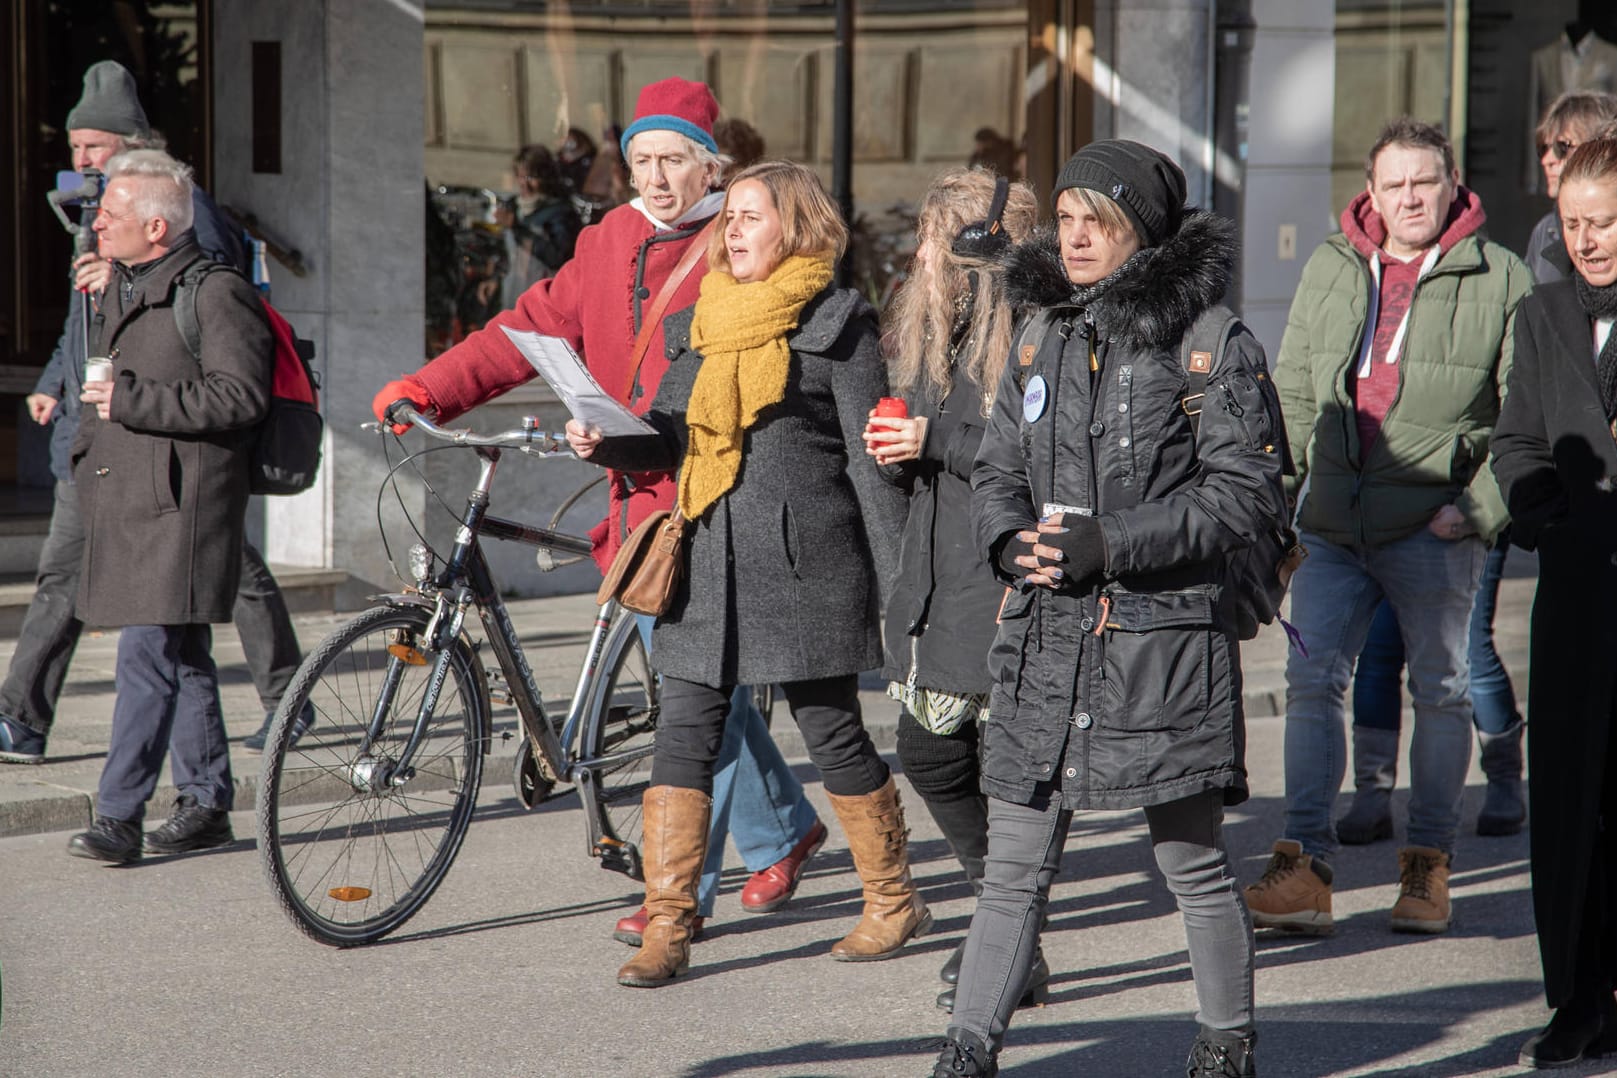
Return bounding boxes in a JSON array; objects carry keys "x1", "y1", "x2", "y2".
[{"x1": 371, "y1": 376, "x2": 433, "y2": 435}]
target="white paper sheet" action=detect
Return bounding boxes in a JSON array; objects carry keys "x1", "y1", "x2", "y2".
[{"x1": 500, "y1": 326, "x2": 657, "y2": 436}]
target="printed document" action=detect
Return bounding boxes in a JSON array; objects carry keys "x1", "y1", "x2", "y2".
[{"x1": 500, "y1": 326, "x2": 656, "y2": 436}]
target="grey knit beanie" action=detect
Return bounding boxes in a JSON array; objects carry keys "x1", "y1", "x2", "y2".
[
  {"x1": 65, "y1": 61, "x2": 150, "y2": 137},
  {"x1": 1051, "y1": 139, "x2": 1186, "y2": 248}
]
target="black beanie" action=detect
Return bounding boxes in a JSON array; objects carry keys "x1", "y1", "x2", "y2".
[
  {"x1": 1051, "y1": 140, "x2": 1187, "y2": 248},
  {"x1": 65, "y1": 61, "x2": 150, "y2": 138}
]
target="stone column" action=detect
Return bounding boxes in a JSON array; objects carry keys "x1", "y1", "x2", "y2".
[{"x1": 212, "y1": 0, "x2": 426, "y2": 603}]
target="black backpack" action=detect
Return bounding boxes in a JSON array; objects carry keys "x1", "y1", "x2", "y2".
[
  {"x1": 173, "y1": 259, "x2": 323, "y2": 496},
  {"x1": 1008, "y1": 306, "x2": 1303, "y2": 640}
]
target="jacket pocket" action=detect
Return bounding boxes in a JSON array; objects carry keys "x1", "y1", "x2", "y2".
[
  {"x1": 985, "y1": 586, "x2": 1035, "y2": 693},
  {"x1": 1099, "y1": 585, "x2": 1216, "y2": 732},
  {"x1": 780, "y1": 502, "x2": 802, "y2": 579},
  {"x1": 153, "y1": 441, "x2": 180, "y2": 515}
]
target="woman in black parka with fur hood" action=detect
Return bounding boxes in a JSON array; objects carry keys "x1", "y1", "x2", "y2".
[{"x1": 930, "y1": 142, "x2": 1287, "y2": 1078}]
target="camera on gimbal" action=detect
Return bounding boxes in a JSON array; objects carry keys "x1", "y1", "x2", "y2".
[{"x1": 47, "y1": 168, "x2": 106, "y2": 230}]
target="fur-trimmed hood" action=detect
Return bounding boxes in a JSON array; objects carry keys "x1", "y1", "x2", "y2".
[{"x1": 1002, "y1": 211, "x2": 1238, "y2": 353}]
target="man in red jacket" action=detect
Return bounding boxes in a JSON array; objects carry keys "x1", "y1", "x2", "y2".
[{"x1": 374, "y1": 77, "x2": 826, "y2": 942}]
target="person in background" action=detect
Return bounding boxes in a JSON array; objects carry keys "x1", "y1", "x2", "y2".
[
  {"x1": 714, "y1": 117, "x2": 766, "y2": 185},
  {"x1": 0, "y1": 59, "x2": 307, "y2": 768},
  {"x1": 568, "y1": 159, "x2": 923, "y2": 989},
  {"x1": 67, "y1": 150, "x2": 273, "y2": 862},
  {"x1": 495, "y1": 143, "x2": 582, "y2": 308},
  {"x1": 862, "y1": 167, "x2": 1043, "y2": 1014},
  {"x1": 372, "y1": 77, "x2": 826, "y2": 952},
  {"x1": 1337, "y1": 93, "x2": 1617, "y2": 851},
  {"x1": 556, "y1": 126, "x2": 597, "y2": 198},
  {"x1": 938, "y1": 140, "x2": 1280, "y2": 1078},
  {"x1": 1492, "y1": 135, "x2": 1617, "y2": 1070},
  {"x1": 1248, "y1": 118, "x2": 1531, "y2": 939}
]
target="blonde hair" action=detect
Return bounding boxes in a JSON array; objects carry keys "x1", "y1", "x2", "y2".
[
  {"x1": 707, "y1": 160, "x2": 847, "y2": 274},
  {"x1": 883, "y1": 168, "x2": 1038, "y2": 407},
  {"x1": 1057, "y1": 185, "x2": 1139, "y2": 244},
  {"x1": 1561, "y1": 137, "x2": 1617, "y2": 189}
]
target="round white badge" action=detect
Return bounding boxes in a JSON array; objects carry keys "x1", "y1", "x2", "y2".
[{"x1": 1023, "y1": 374, "x2": 1048, "y2": 423}]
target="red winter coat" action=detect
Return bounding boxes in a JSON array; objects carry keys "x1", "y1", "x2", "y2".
[{"x1": 412, "y1": 202, "x2": 714, "y2": 572}]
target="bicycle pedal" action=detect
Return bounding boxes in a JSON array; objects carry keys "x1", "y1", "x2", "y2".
[{"x1": 596, "y1": 839, "x2": 643, "y2": 882}]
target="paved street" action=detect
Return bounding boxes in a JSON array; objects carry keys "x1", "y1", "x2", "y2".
[{"x1": 0, "y1": 572, "x2": 1607, "y2": 1077}]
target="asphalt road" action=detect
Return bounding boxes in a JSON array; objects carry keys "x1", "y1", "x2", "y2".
[{"x1": 0, "y1": 702, "x2": 1596, "y2": 1078}]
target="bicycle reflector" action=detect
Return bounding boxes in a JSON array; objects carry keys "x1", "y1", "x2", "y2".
[{"x1": 329, "y1": 886, "x2": 373, "y2": 902}]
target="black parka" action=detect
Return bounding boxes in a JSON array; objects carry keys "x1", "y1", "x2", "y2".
[
  {"x1": 878, "y1": 359, "x2": 1003, "y2": 695},
  {"x1": 970, "y1": 214, "x2": 1288, "y2": 809},
  {"x1": 1490, "y1": 279, "x2": 1617, "y2": 1008}
]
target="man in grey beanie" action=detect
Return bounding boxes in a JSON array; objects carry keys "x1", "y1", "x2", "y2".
[{"x1": 0, "y1": 61, "x2": 308, "y2": 791}]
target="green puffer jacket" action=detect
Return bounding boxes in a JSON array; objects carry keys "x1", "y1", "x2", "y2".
[{"x1": 1274, "y1": 222, "x2": 1533, "y2": 548}]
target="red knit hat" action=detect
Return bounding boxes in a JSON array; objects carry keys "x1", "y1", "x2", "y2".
[{"x1": 619, "y1": 77, "x2": 720, "y2": 157}]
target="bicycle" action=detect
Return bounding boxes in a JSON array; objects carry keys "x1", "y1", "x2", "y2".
[{"x1": 255, "y1": 405, "x2": 658, "y2": 947}]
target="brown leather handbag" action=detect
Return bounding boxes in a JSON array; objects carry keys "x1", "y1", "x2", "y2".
[{"x1": 596, "y1": 508, "x2": 688, "y2": 616}]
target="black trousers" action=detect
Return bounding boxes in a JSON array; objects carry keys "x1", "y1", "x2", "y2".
[{"x1": 652, "y1": 673, "x2": 889, "y2": 798}]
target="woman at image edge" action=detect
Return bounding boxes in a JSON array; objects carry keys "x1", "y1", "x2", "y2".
[
  {"x1": 933, "y1": 140, "x2": 1285, "y2": 1077},
  {"x1": 569, "y1": 159, "x2": 926, "y2": 988}
]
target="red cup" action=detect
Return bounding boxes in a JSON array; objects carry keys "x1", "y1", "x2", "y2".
[{"x1": 874, "y1": 397, "x2": 908, "y2": 419}]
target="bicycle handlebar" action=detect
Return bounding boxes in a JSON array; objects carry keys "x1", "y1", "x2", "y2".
[{"x1": 369, "y1": 403, "x2": 570, "y2": 455}]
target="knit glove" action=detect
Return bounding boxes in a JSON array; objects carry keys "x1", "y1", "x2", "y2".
[
  {"x1": 996, "y1": 531, "x2": 1039, "y2": 578},
  {"x1": 372, "y1": 375, "x2": 434, "y2": 435},
  {"x1": 1036, "y1": 515, "x2": 1108, "y2": 590}
]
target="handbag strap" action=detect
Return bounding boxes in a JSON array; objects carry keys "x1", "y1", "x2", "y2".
[{"x1": 623, "y1": 217, "x2": 718, "y2": 401}]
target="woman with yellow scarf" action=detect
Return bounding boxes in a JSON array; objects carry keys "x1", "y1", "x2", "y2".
[{"x1": 568, "y1": 160, "x2": 923, "y2": 989}]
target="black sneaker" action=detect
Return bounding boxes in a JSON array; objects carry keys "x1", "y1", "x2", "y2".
[
  {"x1": 68, "y1": 816, "x2": 143, "y2": 863},
  {"x1": 243, "y1": 701, "x2": 316, "y2": 754},
  {"x1": 143, "y1": 795, "x2": 233, "y2": 855},
  {"x1": 1187, "y1": 1025, "x2": 1257, "y2": 1077},
  {"x1": 0, "y1": 715, "x2": 46, "y2": 765}
]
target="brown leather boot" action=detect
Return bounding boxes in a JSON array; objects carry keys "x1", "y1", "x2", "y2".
[
  {"x1": 826, "y1": 776, "x2": 932, "y2": 961},
  {"x1": 617, "y1": 785, "x2": 712, "y2": 987}
]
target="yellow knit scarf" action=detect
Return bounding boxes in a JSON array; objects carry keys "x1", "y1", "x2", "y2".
[{"x1": 679, "y1": 254, "x2": 834, "y2": 519}]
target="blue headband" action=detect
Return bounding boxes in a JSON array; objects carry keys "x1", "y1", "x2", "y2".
[{"x1": 620, "y1": 115, "x2": 718, "y2": 159}]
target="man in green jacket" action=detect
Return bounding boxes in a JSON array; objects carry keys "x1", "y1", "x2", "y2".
[{"x1": 1244, "y1": 117, "x2": 1533, "y2": 937}]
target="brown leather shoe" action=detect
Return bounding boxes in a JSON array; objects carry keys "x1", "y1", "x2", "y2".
[
  {"x1": 612, "y1": 905, "x2": 705, "y2": 947},
  {"x1": 826, "y1": 777, "x2": 931, "y2": 961},
  {"x1": 1244, "y1": 839, "x2": 1334, "y2": 936},
  {"x1": 740, "y1": 818, "x2": 828, "y2": 913},
  {"x1": 617, "y1": 785, "x2": 712, "y2": 987},
  {"x1": 1389, "y1": 846, "x2": 1451, "y2": 934}
]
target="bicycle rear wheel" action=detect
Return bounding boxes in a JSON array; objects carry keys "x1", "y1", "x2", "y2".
[
  {"x1": 257, "y1": 604, "x2": 488, "y2": 946},
  {"x1": 580, "y1": 614, "x2": 658, "y2": 879}
]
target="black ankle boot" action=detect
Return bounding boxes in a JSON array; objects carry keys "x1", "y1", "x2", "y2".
[
  {"x1": 932, "y1": 1029, "x2": 996, "y2": 1077},
  {"x1": 1519, "y1": 992, "x2": 1617, "y2": 1068},
  {"x1": 1186, "y1": 1025, "x2": 1257, "y2": 1077},
  {"x1": 939, "y1": 937, "x2": 968, "y2": 986},
  {"x1": 936, "y1": 951, "x2": 1050, "y2": 1013}
]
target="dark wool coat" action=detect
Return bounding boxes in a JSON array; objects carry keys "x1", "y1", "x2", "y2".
[
  {"x1": 72, "y1": 238, "x2": 273, "y2": 627},
  {"x1": 970, "y1": 214, "x2": 1289, "y2": 809},
  {"x1": 879, "y1": 360, "x2": 1002, "y2": 695},
  {"x1": 590, "y1": 287, "x2": 905, "y2": 686},
  {"x1": 1490, "y1": 279, "x2": 1617, "y2": 1008},
  {"x1": 413, "y1": 201, "x2": 715, "y2": 573}
]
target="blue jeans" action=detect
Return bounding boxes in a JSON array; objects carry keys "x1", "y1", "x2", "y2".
[
  {"x1": 1352, "y1": 536, "x2": 1521, "y2": 736},
  {"x1": 1282, "y1": 529, "x2": 1485, "y2": 860},
  {"x1": 632, "y1": 616, "x2": 816, "y2": 916},
  {"x1": 96, "y1": 625, "x2": 233, "y2": 823}
]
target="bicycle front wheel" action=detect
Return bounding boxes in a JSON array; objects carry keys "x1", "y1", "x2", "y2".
[
  {"x1": 257, "y1": 604, "x2": 488, "y2": 946},
  {"x1": 580, "y1": 612, "x2": 658, "y2": 879}
]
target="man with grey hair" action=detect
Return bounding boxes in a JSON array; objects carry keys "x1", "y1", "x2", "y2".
[
  {"x1": 66, "y1": 148, "x2": 276, "y2": 863},
  {"x1": 0, "y1": 59, "x2": 308, "y2": 768},
  {"x1": 370, "y1": 77, "x2": 834, "y2": 944}
]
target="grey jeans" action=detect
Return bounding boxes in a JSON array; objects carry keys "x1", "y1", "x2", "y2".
[{"x1": 949, "y1": 786, "x2": 1255, "y2": 1054}]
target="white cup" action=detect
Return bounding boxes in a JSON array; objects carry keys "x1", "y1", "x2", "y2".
[{"x1": 84, "y1": 357, "x2": 114, "y2": 384}]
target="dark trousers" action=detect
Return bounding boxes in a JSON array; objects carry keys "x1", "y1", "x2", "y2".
[
  {"x1": 0, "y1": 481, "x2": 302, "y2": 735},
  {"x1": 652, "y1": 673, "x2": 889, "y2": 798},
  {"x1": 96, "y1": 624, "x2": 233, "y2": 823}
]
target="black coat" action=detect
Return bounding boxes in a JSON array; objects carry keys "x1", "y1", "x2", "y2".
[
  {"x1": 591, "y1": 287, "x2": 904, "y2": 686},
  {"x1": 72, "y1": 239, "x2": 273, "y2": 627},
  {"x1": 879, "y1": 359, "x2": 1002, "y2": 695},
  {"x1": 1490, "y1": 278, "x2": 1617, "y2": 1008},
  {"x1": 970, "y1": 215, "x2": 1288, "y2": 809}
]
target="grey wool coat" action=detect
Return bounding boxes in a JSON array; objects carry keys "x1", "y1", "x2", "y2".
[
  {"x1": 590, "y1": 286, "x2": 905, "y2": 687},
  {"x1": 72, "y1": 237, "x2": 273, "y2": 628}
]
